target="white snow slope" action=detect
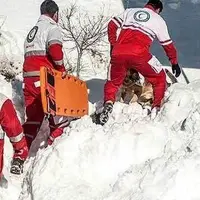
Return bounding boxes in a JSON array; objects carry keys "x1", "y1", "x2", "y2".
[
  {"x1": 19, "y1": 81, "x2": 200, "y2": 200},
  {"x1": 1, "y1": 1, "x2": 200, "y2": 200}
]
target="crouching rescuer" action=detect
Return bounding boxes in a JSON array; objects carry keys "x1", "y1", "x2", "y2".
[
  {"x1": 22, "y1": 0, "x2": 69, "y2": 148},
  {"x1": 95, "y1": 0, "x2": 181, "y2": 125},
  {"x1": 0, "y1": 93, "x2": 28, "y2": 178}
]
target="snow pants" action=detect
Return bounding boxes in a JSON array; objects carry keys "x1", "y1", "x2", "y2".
[
  {"x1": 104, "y1": 54, "x2": 166, "y2": 108},
  {"x1": 23, "y1": 77, "x2": 70, "y2": 149},
  {"x1": 0, "y1": 99, "x2": 28, "y2": 177}
]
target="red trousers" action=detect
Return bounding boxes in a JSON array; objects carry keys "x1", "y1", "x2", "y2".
[
  {"x1": 104, "y1": 54, "x2": 166, "y2": 108},
  {"x1": 0, "y1": 99, "x2": 28, "y2": 177},
  {"x1": 23, "y1": 77, "x2": 70, "y2": 149}
]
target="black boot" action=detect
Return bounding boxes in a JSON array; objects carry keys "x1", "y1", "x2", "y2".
[
  {"x1": 10, "y1": 158, "x2": 25, "y2": 175},
  {"x1": 92, "y1": 102, "x2": 113, "y2": 125}
]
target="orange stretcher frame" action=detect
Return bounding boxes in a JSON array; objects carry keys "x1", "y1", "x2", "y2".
[{"x1": 40, "y1": 67, "x2": 88, "y2": 117}]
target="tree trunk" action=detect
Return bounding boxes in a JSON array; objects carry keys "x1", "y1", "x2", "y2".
[{"x1": 76, "y1": 51, "x2": 82, "y2": 78}]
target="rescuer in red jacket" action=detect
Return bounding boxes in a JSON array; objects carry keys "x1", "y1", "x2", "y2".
[
  {"x1": 22, "y1": 0, "x2": 69, "y2": 148},
  {"x1": 95, "y1": 0, "x2": 181, "y2": 125},
  {"x1": 0, "y1": 93, "x2": 28, "y2": 183}
]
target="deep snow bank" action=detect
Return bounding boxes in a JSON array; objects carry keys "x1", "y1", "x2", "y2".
[{"x1": 19, "y1": 80, "x2": 200, "y2": 200}]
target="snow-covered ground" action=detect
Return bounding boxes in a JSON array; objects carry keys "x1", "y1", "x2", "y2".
[
  {"x1": 19, "y1": 81, "x2": 200, "y2": 200},
  {"x1": 1, "y1": 73, "x2": 200, "y2": 200},
  {"x1": 1, "y1": 0, "x2": 200, "y2": 200}
]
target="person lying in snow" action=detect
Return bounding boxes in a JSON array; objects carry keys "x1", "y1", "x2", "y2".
[
  {"x1": 116, "y1": 68, "x2": 178, "y2": 110},
  {"x1": 94, "y1": 0, "x2": 181, "y2": 125},
  {"x1": 0, "y1": 93, "x2": 28, "y2": 186},
  {"x1": 92, "y1": 67, "x2": 178, "y2": 124}
]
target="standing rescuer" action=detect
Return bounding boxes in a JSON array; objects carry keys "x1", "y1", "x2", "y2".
[
  {"x1": 0, "y1": 93, "x2": 28, "y2": 180},
  {"x1": 96, "y1": 0, "x2": 181, "y2": 125},
  {"x1": 22, "y1": 0, "x2": 68, "y2": 148}
]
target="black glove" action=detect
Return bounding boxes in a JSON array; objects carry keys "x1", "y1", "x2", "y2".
[
  {"x1": 110, "y1": 45, "x2": 113, "y2": 57},
  {"x1": 172, "y1": 63, "x2": 181, "y2": 77}
]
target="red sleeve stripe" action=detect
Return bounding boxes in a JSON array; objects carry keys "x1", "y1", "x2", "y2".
[
  {"x1": 48, "y1": 44, "x2": 65, "y2": 72},
  {"x1": 162, "y1": 43, "x2": 178, "y2": 65},
  {"x1": 160, "y1": 39, "x2": 172, "y2": 46},
  {"x1": 48, "y1": 44, "x2": 63, "y2": 60},
  {"x1": 112, "y1": 17, "x2": 122, "y2": 28}
]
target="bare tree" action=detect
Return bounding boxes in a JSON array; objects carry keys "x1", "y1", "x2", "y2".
[{"x1": 60, "y1": 4, "x2": 109, "y2": 77}]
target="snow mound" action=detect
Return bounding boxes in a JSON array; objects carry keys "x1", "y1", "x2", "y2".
[{"x1": 19, "y1": 80, "x2": 200, "y2": 200}]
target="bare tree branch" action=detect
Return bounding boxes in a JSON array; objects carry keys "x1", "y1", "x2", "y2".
[{"x1": 60, "y1": 3, "x2": 109, "y2": 77}]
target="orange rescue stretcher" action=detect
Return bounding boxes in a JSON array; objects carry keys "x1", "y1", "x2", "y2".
[{"x1": 40, "y1": 67, "x2": 88, "y2": 117}]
